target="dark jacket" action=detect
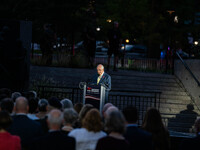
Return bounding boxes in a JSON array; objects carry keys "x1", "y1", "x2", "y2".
[
  {"x1": 31, "y1": 131, "x2": 75, "y2": 150},
  {"x1": 8, "y1": 114, "x2": 43, "y2": 148},
  {"x1": 124, "y1": 125, "x2": 153, "y2": 150}
]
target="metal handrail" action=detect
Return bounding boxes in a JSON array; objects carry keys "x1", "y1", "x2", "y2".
[{"x1": 176, "y1": 52, "x2": 200, "y2": 86}]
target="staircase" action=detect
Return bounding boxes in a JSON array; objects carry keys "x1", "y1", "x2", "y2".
[{"x1": 30, "y1": 66, "x2": 200, "y2": 133}]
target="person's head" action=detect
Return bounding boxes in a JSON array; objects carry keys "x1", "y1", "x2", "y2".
[
  {"x1": 28, "y1": 98, "x2": 39, "y2": 114},
  {"x1": 105, "y1": 106, "x2": 119, "y2": 118},
  {"x1": 48, "y1": 97, "x2": 62, "y2": 111},
  {"x1": 142, "y1": 108, "x2": 165, "y2": 134},
  {"x1": 105, "y1": 111, "x2": 126, "y2": 134},
  {"x1": 15, "y1": 96, "x2": 29, "y2": 114},
  {"x1": 61, "y1": 99, "x2": 73, "y2": 110},
  {"x1": 0, "y1": 98, "x2": 14, "y2": 114},
  {"x1": 11, "y1": 92, "x2": 21, "y2": 102},
  {"x1": 97, "y1": 64, "x2": 104, "y2": 76},
  {"x1": 79, "y1": 104, "x2": 94, "y2": 125},
  {"x1": 0, "y1": 111, "x2": 12, "y2": 131},
  {"x1": 102, "y1": 103, "x2": 113, "y2": 117},
  {"x1": 47, "y1": 109, "x2": 63, "y2": 130},
  {"x1": 82, "y1": 108, "x2": 102, "y2": 132},
  {"x1": 74, "y1": 103, "x2": 83, "y2": 114},
  {"x1": 195, "y1": 118, "x2": 200, "y2": 135},
  {"x1": 114, "y1": 21, "x2": 119, "y2": 29},
  {"x1": 63, "y1": 108, "x2": 78, "y2": 126},
  {"x1": 38, "y1": 99, "x2": 48, "y2": 112},
  {"x1": 123, "y1": 106, "x2": 138, "y2": 124}
]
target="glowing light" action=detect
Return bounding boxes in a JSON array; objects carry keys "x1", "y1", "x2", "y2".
[
  {"x1": 125, "y1": 39, "x2": 129, "y2": 43},
  {"x1": 194, "y1": 41, "x2": 198, "y2": 45},
  {"x1": 174, "y1": 16, "x2": 178, "y2": 23},
  {"x1": 107, "y1": 19, "x2": 112, "y2": 23},
  {"x1": 96, "y1": 27, "x2": 100, "y2": 31}
]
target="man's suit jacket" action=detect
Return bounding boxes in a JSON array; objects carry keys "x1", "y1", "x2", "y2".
[
  {"x1": 31, "y1": 131, "x2": 75, "y2": 150},
  {"x1": 124, "y1": 126, "x2": 153, "y2": 150},
  {"x1": 8, "y1": 114, "x2": 43, "y2": 147},
  {"x1": 179, "y1": 135, "x2": 200, "y2": 150},
  {"x1": 90, "y1": 72, "x2": 111, "y2": 91},
  {"x1": 89, "y1": 72, "x2": 111, "y2": 102}
]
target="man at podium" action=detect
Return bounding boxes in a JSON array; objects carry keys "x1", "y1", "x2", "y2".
[{"x1": 89, "y1": 64, "x2": 111, "y2": 102}]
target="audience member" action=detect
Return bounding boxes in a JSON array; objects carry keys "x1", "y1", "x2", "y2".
[
  {"x1": 62, "y1": 108, "x2": 78, "y2": 134},
  {"x1": 142, "y1": 108, "x2": 170, "y2": 150},
  {"x1": 36, "y1": 99, "x2": 48, "y2": 119},
  {"x1": 123, "y1": 106, "x2": 153, "y2": 150},
  {"x1": 27, "y1": 98, "x2": 39, "y2": 120},
  {"x1": 179, "y1": 118, "x2": 200, "y2": 150},
  {"x1": 61, "y1": 98, "x2": 73, "y2": 110},
  {"x1": 48, "y1": 97, "x2": 62, "y2": 111},
  {"x1": 31, "y1": 109, "x2": 75, "y2": 150},
  {"x1": 104, "y1": 106, "x2": 119, "y2": 118},
  {"x1": 102, "y1": 103, "x2": 113, "y2": 117},
  {"x1": 8, "y1": 96, "x2": 43, "y2": 149},
  {"x1": 79, "y1": 104, "x2": 94, "y2": 126},
  {"x1": 0, "y1": 98, "x2": 14, "y2": 114},
  {"x1": 95, "y1": 111, "x2": 129, "y2": 150},
  {"x1": 11, "y1": 92, "x2": 21, "y2": 102},
  {"x1": 0, "y1": 88, "x2": 11, "y2": 101},
  {"x1": 0, "y1": 111, "x2": 21, "y2": 150},
  {"x1": 69, "y1": 109, "x2": 106, "y2": 150},
  {"x1": 74, "y1": 103, "x2": 83, "y2": 114}
]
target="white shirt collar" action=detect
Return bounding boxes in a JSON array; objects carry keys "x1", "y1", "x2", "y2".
[{"x1": 99, "y1": 72, "x2": 104, "y2": 78}]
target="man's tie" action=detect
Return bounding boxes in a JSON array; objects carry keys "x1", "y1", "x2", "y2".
[{"x1": 97, "y1": 76, "x2": 101, "y2": 85}]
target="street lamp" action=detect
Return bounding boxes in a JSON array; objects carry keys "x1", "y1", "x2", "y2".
[
  {"x1": 96, "y1": 27, "x2": 101, "y2": 31},
  {"x1": 107, "y1": 19, "x2": 112, "y2": 23},
  {"x1": 194, "y1": 41, "x2": 198, "y2": 45}
]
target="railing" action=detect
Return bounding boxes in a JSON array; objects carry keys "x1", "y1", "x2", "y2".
[
  {"x1": 36, "y1": 85, "x2": 161, "y2": 125},
  {"x1": 176, "y1": 52, "x2": 200, "y2": 86}
]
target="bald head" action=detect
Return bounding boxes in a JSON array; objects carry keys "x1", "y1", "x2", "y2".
[
  {"x1": 15, "y1": 96, "x2": 29, "y2": 113},
  {"x1": 48, "y1": 109, "x2": 63, "y2": 129},
  {"x1": 97, "y1": 64, "x2": 104, "y2": 76}
]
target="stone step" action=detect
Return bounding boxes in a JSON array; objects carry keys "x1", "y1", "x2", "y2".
[
  {"x1": 159, "y1": 99, "x2": 191, "y2": 104},
  {"x1": 160, "y1": 95, "x2": 191, "y2": 101}
]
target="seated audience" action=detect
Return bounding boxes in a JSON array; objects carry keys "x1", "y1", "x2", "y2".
[
  {"x1": 95, "y1": 111, "x2": 129, "y2": 150},
  {"x1": 11, "y1": 92, "x2": 21, "y2": 102},
  {"x1": 8, "y1": 96, "x2": 43, "y2": 149},
  {"x1": 62, "y1": 108, "x2": 78, "y2": 134},
  {"x1": 0, "y1": 111, "x2": 21, "y2": 150},
  {"x1": 0, "y1": 98, "x2": 14, "y2": 114},
  {"x1": 69, "y1": 109, "x2": 106, "y2": 150},
  {"x1": 179, "y1": 118, "x2": 200, "y2": 150},
  {"x1": 31, "y1": 109, "x2": 75, "y2": 150},
  {"x1": 78, "y1": 104, "x2": 94, "y2": 126},
  {"x1": 61, "y1": 98, "x2": 73, "y2": 110},
  {"x1": 27, "y1": 98, "x2": 39, "y2": 120},
  {"x1": 142, "y1": 108, "x2": 170, "y2": 150},
  {"x1": 123, "y1": 106, "x2": 153, "y2": 150},
  {"x1": 102, "y1": 103, "x2": 113, "y2": 118},
  {"x1": 36, "y1": 99, "x2": 48, "y2": 119},
  {"x1": 74, "y1": 103, "x2": 83, "y2": 114}
]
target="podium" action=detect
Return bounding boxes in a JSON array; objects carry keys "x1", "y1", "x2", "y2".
[{"x1": 82, "y1": 83, "x2": 106, "y2": 112}]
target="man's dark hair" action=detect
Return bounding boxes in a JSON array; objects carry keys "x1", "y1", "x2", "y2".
[
  {"x1": 38, "y1": 99, "x2": 48, "y2": 112},
  {"x1": 0, "y1": 111, "x2": 12, "y2": 130},
  {"x1": 0, "y1": 98, "x2": 14, "y2": 113},
  {"x1": 122, "y1": 106, "x2": 138, "y2": 123},
  {"x1": 28, "y1": 98, "x2": 39, "y2": 114}
]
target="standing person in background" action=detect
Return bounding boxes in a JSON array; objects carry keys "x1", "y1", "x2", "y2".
[
  {"x1": 40, "y1": 24, "x2": 56, "y2": 66},
  {"x1": 83, "y1": 27, "x2": 96, "y2": 68},
  {"x1": 107, "y1": 21, "x2": 122, "y2": 71},
  {"x1": 142, "y1": 108, "x2": 170, "y2": 150}
]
